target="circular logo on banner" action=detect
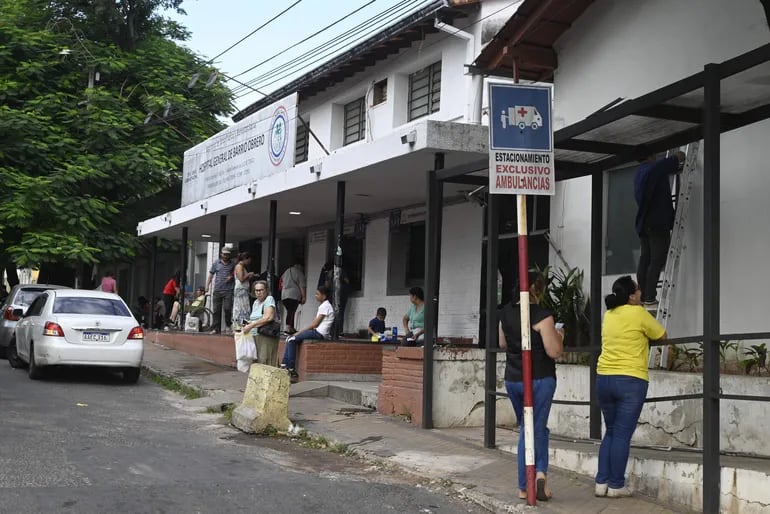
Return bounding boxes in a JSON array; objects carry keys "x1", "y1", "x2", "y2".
[{"x1": 269, "y1": 106, "x2": 289, "y2": 166}]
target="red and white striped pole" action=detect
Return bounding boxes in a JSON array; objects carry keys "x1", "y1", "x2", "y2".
[
  {"x1": 512, "y1": 58, "x2": 536, "y2": 506},
  {"x1": 517, "y1": 194, "x2": 536, "y2": 505}
]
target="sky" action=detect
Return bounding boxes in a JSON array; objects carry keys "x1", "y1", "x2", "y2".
[{"x1": 166, "y1": 0, "x2": 435, "y2": 120}]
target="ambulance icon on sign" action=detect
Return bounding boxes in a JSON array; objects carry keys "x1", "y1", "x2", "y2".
[{"x1": 501, "y1": 105, "x2": 543, "y2": 131}]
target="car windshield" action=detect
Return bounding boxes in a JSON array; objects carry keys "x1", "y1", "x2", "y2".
[
  {"x1": 16, "y1": 289, "x2": 45, "y2": 307},
  {"x1": 53, "y1": 297, "x2": 131, "y2": 316}
]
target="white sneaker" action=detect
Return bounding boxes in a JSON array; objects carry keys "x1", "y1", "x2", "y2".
[
  {"x1": 594, "y1": 483, "x2": 608, "y2": 497},
  {"x1": 607, "y1": 486, "x2": 632, "y2": 498}
]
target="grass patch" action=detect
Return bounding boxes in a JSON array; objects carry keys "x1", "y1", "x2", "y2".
[
  {"x1": 204, "y1": 403, "x2": 236, "y2": 421},
  {"x1": 291, "y1": 429, "x2": 356, "y2": 456},
  {"x1": 143, "y1": 369, "x2": 203, "y2": 399}
]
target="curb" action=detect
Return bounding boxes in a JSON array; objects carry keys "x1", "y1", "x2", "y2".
[{"x1": 141, "y1": 363, "x2": 523, "y2": 513}]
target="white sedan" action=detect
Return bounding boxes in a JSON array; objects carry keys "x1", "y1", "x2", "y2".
[{"x1": 8, "y1": 289, "x2": 144, "y2": 382}]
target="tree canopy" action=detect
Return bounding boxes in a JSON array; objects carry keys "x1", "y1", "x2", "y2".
[{"x1": 0, "y1": 0, "x2": 232, "y2": 276}]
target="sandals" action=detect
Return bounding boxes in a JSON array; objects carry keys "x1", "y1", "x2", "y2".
[{"x1": 519, "y1": 474, "x2": 553, "y2": 502}]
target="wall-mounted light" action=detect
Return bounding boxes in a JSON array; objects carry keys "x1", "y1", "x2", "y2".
[
  {"x1": 163, "y1": 213, "x2": 172, "y2": 223},
  {"x1": 310, "y1": 162, "x2": 322, "y2": 176},
  {"x1": 200, "y1": 201, "x2": 208, "y2": 211},
  {"x1": 400, "y1": 129, "x2": 417, "y2": 146},
  {"x1": 201, "y1": 234, "x2": 212, "y2": 238},
  {"x1": 247, "y1": 182, "x2": 258, "y2": 195},
  {"x1": 289, "y1": 211, "x2": 302, "y2": 216}
]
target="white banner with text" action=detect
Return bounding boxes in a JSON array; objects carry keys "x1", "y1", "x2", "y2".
[{"x1": 181, "y1": 93, "x2": 297, "y2": 206}]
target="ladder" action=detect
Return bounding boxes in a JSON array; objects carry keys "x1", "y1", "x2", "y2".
[{"x1": 649, "y1": 141, "x2": 701, "y2": 369}]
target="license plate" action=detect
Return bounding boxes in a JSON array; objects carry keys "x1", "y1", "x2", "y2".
[{"x1": 82, "y1": 331, "x2": 110, "y2": 342}]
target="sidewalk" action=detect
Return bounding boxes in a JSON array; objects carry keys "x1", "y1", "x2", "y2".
[{"x1": 141, "y1": 341, "x2": 686, "y2": 514}]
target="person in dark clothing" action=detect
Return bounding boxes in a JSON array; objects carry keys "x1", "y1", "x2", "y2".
[
  {"x1": 498, "y1": 277, "x2": 564, "y2": 502},
  {"x1": 633, "y1": 147, "x2": 685, "y2": 307}
]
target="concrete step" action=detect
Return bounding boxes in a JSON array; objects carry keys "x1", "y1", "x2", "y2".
[
  {"x1": 502, "y1": 436, "x2": 770, "y2": 513},
  {"x1": 290, "y1": 380, "x2": 379, "y2": 410}
]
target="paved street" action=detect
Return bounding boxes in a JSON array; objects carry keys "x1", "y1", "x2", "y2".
[{"x1": 0, "y1": 364, "x2": 482, "y2": 514}]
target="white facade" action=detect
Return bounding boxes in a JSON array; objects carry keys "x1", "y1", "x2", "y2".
[
  {"x1": 270, "y1": 2, "x2": 525, "y2": 337},
  {"x1": 549, "y1": 0, "x2": 770, "y2": 337}
]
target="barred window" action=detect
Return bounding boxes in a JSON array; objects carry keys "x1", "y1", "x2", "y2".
[
  {"x1": 343, "y1": 97, "x2": 366, "y2": 146},
  {"x1": 295, "y1": 117, "x2": 309, "y2": 164},
  {"x1": 408, "y1": 61, "x2": 441, "y2": 121}
]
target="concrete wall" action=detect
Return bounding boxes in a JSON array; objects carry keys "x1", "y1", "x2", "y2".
[
  {"x1": 549, "y1": 0, "x2": 770, "y2": 337},
  {"x1": 549, "y1": 365, "x2": 770, "y2": 457}
]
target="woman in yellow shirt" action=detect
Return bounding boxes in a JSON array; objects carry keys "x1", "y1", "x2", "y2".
[{"x1": 595, "y1": 276, "x2": 666, "y2": 499}]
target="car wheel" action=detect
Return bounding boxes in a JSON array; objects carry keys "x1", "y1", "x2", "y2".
[
  {"x1": 123, "y1": 367, "x2": 141, "y2": 384},
  {"x1": 28, "y1": 343, "x2": 43, "y2": 380},
  {"x1": 0, "y1": 345, "x2": 6, "y2": 359},
  {"x1": 7, "y1": 339, "x2": 21, "y2": 369}
]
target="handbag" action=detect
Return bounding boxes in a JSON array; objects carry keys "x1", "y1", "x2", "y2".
[{"x1": 257, "y1": 320, "x2": 281, "y2": 338}]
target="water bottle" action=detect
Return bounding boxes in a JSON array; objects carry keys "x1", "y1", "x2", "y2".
[{"x1": 392, "y1": 326, "x2": 398, "y2": 340}]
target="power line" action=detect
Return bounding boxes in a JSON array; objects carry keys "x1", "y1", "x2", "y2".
[
  {"x1": 231, "y1": 0, "x2": 378, "y2": 80},
  {"x1": 206, "y1": 0, "x2": 305, "y2": 64},
  {"x1": 233, "y1": 0, "x2": 424, "y2": 99}
]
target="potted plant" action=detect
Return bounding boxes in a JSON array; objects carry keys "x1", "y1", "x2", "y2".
[{"x1": 535, "y1": 265, "x2": 590, "y2": 348}]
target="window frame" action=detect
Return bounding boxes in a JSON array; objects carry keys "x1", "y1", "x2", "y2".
[
  {"x1": 386, "y1": 220, "x2": 425, "y2": 296},
  {"x1": 295, "y1": 116, "x2": 309, "y2": 164},
  {"x1": 408, "y1": 61, "x2": 442, "y2": 121},
  {"x1": 342, "y1": 97, "x2": 366, "y2": 146}
]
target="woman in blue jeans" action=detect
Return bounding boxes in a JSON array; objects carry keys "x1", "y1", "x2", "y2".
[
  {"x1": 596, "y1": 276, "x2": 666, "y2": 498},
  {"x1": 498, "y1": 278, "x2": 564, "y2": 501}
]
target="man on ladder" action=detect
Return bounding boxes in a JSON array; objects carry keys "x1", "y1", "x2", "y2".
[{"x1": 634, "y1": 146, "x2": 686, "y2": 310}]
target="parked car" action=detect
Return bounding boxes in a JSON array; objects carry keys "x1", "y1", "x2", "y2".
[
  {"x1": 0, "y1": 284, "x2": 68, "y2": 358},
  {"x1": 7, "y1": 289, "x2": 144, "y2": 383}
]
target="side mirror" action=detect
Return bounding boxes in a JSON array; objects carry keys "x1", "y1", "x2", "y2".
[{"x1": 12, "y1": 308, "x2": 24, "y2": 318}]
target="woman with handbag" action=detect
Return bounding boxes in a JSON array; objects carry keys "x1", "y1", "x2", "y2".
[{"x1": 242, "y1": 280, "x2": 280, "y2": 367}]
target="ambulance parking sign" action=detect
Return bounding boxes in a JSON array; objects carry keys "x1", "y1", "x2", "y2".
[{"x1": 488, "y1": 83, "x2": 554, "y2": 196}]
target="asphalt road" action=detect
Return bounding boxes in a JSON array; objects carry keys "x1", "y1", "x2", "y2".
[{"x1": 0, "y1": 364, "x2": 483, "y2": 514}]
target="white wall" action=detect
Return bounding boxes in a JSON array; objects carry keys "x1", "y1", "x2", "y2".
[
  {"x1": 296, "y1": 4, "x2": 515, "y2": 161},
  {"x1": 549, "y1": 0, "x2": 770, "y2": 336},
  {"x1": 299, "y1": 202, "x2": 483, "y2": 338},
  {"x1": 550, "y1": 365, "x2": 770, "y2": 458}
]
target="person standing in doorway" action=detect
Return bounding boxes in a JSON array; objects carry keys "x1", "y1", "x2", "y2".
[
  {"x1": 280, "y1": 259, "x2": 306, "y2": 335},
  {"x1": 634, "y1": 146, "x2": 685, "y2": 309},
  {"x1": 100, "y1": 271, "x2": 117, "y2": 294},
  {"x1": 206, "y1": 246, "x2": 235, "y2": 334},
  {"x1": 595, "y1": 276, "x2": 666, "y2": 498}
]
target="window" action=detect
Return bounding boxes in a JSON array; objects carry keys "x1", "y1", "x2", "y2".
[
  {"x1": 53, "y1": 297, "x2": 131, "y2": 316},
  {"x1": 387, "y1": 221, "x2": 425, "y2": 295},
  {"x1": 324, "y1": 231, "x2": 364, "y2": 294},
  {"x1": 25, "y1": 294, "x2": 48, "y2": 317},
  {"x1": 605, "y1": 166, "x2": 641, "y2": 274},
  {"x1": 343, "y1": 98, "x2": 366, "y2": 146},
  {"x1": 408, "y1": 61, "x2": 441, "y2": 121},
  {"x1": 372, "y1": 79, "x2": 387, "y2": 106},
  {"x1": 295, "y1": 116, "x2": 309, "y2": 163},
  {"x1": 342, "y1": 236, "x2": 364, "y2": 294}
]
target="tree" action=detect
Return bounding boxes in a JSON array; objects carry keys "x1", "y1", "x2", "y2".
[{"x1": 0, "y1": 0, "x2": 232, "y2": 281}]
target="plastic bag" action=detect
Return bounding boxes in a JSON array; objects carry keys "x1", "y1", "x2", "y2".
[{"x1": 234, "y1": 331, "x2": 257, "y2": 372}]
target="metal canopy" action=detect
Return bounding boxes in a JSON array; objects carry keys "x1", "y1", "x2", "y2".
[
  {"x1": 553, "y1": 44, "x2": 770, "y2": 179},
  {"x1": 464, "y1": 41, "x2": 770, "y2": 514}
]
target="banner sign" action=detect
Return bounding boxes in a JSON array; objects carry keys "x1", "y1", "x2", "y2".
[
  {"x1": 488, "y1": 83, "x2": 554, "y2": 196},
  {"x1": 181, "y1": 93, "x2": 298, "y2": 205}
]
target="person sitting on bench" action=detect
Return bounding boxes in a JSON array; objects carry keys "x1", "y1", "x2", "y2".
[{"x1": 280, "y1": 285, "x2": 334, "y2": 382}]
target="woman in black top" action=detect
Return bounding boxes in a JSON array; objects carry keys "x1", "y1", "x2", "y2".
[{"x1": 498, "y1": 278, "x2": 564, "y2": 501}]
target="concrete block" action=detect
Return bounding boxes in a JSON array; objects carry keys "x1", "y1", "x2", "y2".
[{"x1": 231, "y1": 364, "x2": 292, "y2": 433}]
